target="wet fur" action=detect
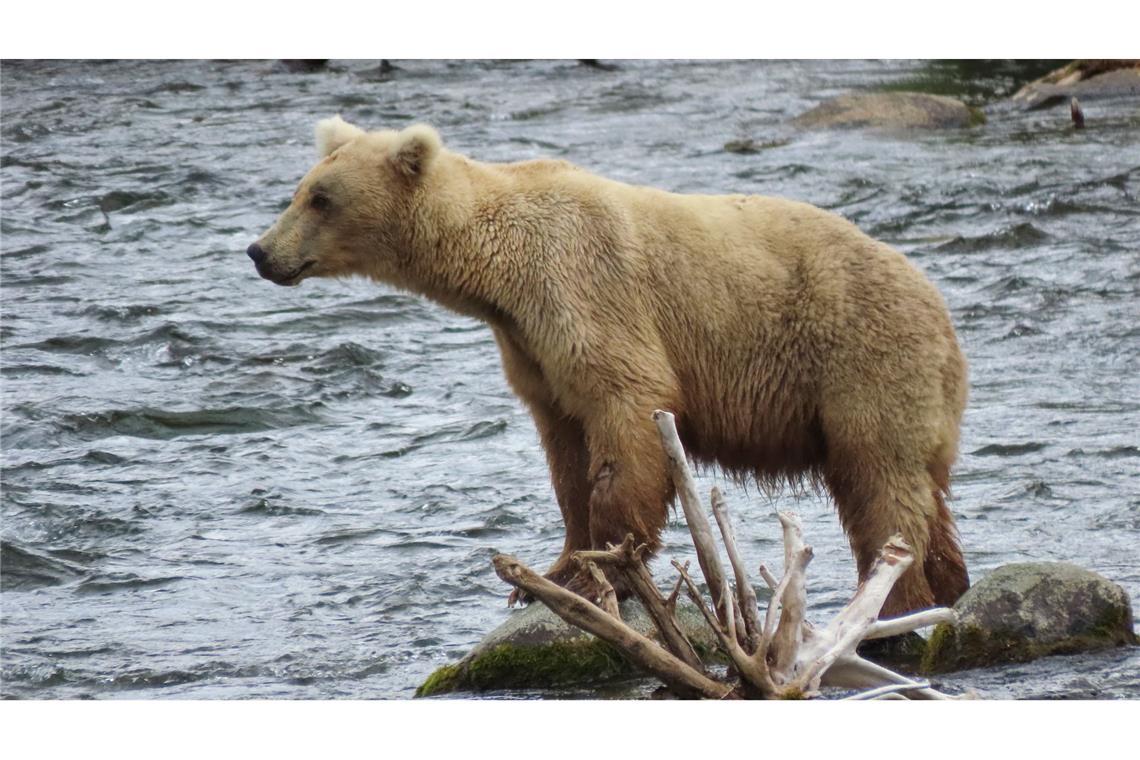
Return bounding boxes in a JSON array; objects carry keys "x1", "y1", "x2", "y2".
[{"x1": 252, "y1": 120, "x2": 971, "y2": 616}]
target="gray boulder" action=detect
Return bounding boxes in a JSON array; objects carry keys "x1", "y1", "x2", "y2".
[
  {"x1": 1012, "y1": 60, "x2": 1140, "y2": 110},
  {"x1": 415, "y1": 597, "x2": 718, "y2": 697},
  {"x1": 922, "y1": 562, "x2": 1137, "y2": 673},
  {"x1": 792, "y1": 92, "x2": 984, "y2": 130}
]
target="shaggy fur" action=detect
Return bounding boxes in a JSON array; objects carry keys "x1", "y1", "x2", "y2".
[{"x1": 250, "y1": 119, "x2": 971, "y2": 615}]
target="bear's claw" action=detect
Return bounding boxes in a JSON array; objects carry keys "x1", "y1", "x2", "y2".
[{"x1": 506, "y1": 587, "x2": 532, "y2": 607}]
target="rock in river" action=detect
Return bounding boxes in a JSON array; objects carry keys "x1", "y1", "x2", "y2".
[
  {"x1": 1012, "y1": 60, "x2": 1140, "y2": 110},
  {"x1": 793, "y1": 92, "x2": 984, "y2": 130},
  {"x1": 418, "y1": 561, "x2": 1137, "y2": 695},
  {"x1": 416, "y1": 597, "x2": 718, "y2": 697},
  {"x1": 922, "y1": 562, "x2": 1137, "y2": 673}
]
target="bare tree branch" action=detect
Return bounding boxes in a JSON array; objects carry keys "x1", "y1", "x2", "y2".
[
  {"x1": 652, "y1": 410, "x2": 731, "y2": 629},
  {"x1": 710, "y1": 487, "x2": 762, "y2": 648},
  {"x1": 491, "y1": 553, "x2": 734, "y2": 699},
  {"x1": 488, "y1": 410, "x2": 963, "y2": 701},
  {"x1": 574, "y1": 537, "x2": 703, "y2": 671},
  {"x1": 583, "y1": 559, "x2": 620, "y2": 619},
  {"x1": 864, "y1": 608, "x2": 957, "y2": 640}
]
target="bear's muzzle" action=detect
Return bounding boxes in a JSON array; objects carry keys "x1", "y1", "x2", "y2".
[{"x1": 246, "y1": 242, "x2": 312, "y2": 286}]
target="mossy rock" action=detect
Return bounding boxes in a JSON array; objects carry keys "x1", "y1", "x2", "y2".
[
  {"x1": 922, "y1": 562, "x2": 1138, "y2": 674},
  {"x1": 415, "y1": 596, "x2": 720, "y2": 697},
  {"x1": 792, "y1": 92, "x2": 982, "y2": 130}
]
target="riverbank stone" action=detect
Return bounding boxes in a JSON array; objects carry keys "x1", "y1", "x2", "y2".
[
  {"x1": 415, "y1": 596, "x2": 720, "y2": 697},
  {"x1": 792, "y1": 92, "x2": 984, "y2": 130},
  {"x1": 922, "y1": 562, "x2": 1137, "y2": 674},
  {"x1": 1012, "y1": 60, "x2": 1140, "y2": 110}
]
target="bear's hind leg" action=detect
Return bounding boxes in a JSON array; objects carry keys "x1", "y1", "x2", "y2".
[
  {"x1": 923, "y1": 483, "x2": 970, "y2": 607},
  {"x1": 825, "y1": 457, "x2": 942, "y2": 617}
]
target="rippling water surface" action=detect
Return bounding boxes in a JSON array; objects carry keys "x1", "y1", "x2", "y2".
[{"x1": 2, "y1": 60, "x2": 1138, "y2": 699}]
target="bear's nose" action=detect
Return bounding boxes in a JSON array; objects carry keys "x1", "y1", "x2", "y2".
[{"x1": 246, "y1": 242, "x2": 267, "y2": 265}]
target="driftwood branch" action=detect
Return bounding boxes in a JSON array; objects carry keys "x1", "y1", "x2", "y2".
[
  {"x1": 653, "y1": 410, "x2": 731, "y2": 631},
  {"x1": 711, "y1": 487, "x2": 762, "y2": 648},
  {"x1": 864, "y1": 608, "x2": 957, "y2": 640},
  {"x1": 491, "y1": 409, "x2": 961, "y2": 700},
  {"x1": 491, "y1": 554, "x2": 732, "y2": 699},
  {"x1": 583, "y1": 560, "x2": 621, "y2": 620},
  {"x1": 573, "y1": 537, "x2": 703, "y2": 671}
]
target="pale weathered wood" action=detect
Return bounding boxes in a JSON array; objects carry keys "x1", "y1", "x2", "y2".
[
  {"x1": 790, "y1": 536, "x2": 914, "y2": 692},
  {"x1": 574, "y1": 537, "x2": 703, "y2": 671},
  {"x1": 489, "y1": 410, "x2": 962, "y2": 700},
  {"x1": 822, "y1": 653, "x2": 950, "y2": 700},
  {"x1": 864, "y1": 608, "x2": 957, "y2": 640},
  {"x1": 671, "y1": 559, "x2": 778, "y2": 696},
  {"x1": 710, "y1": 487, "x2": 762, "y2": 648},
  {"x1": 491, "y1": 554, "x2": 733, "y2": 699},
  {"x1": 769, "y1": 537, "x2": 813, "y2": 680},
  {"x1": 652, "y1": 410, "x2": 731, "y2": 629},
  {"x1": 758, "y1": 563, "x2": 779, "y2": 591},
  {"x1": 843, "y1": 681, "x2": 933, "y2": 700},
  {"x1": 582, "y1": 559, "x2": 620, "y2": 619},
  {"x1": 763, "y1": 512, "x2": 810, "y2": 643}
]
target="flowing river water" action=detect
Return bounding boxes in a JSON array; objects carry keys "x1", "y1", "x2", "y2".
[{"x1": 2, "y1": 59, "x2": 1138, "y2": 699}]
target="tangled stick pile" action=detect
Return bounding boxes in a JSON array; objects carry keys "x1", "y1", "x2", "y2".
[{"x1": 493, "y1": 410, "x2": 962, "y2": 699}]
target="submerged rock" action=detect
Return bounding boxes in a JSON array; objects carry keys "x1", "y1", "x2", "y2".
[
  {"x1": 278, "y1": 60, "x2": 330, "y2": 74},
  {"x1": 1012, "y1": 60, "x2": 1140, "y2": 110},
  {"x1": 419, "y1": 561, "x2": 1136, "y2": 696},
  {"x1": 355, "y1": 60, "x2": 400, "y2": 82},
  {"x1": 793, "y1": 92, "x2": 984, "y2": 130},
  {"x1": 578, "y1": 59, "x2": 620, "y2": 72},
  {"x1": 415, "y1": 597, "x2": 718, "y2": 697},
  {"x1": 922, "y1": 562, "x2": 1137, "y2": 673},
  {"x1": 0, "y1": 539, "x2": 87, "y2": 591},
  {"x1": 723, "y1": 137, "x2": 791, "y2": 154}
]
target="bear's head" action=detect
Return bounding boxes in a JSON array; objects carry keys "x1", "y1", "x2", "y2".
[{"x1": 246, "y1": 116, "x2": 442, "y2": 287}]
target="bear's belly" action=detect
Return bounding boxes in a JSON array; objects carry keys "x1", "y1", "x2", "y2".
[{"x1": 675, "y1": 389, "x2": 827, "y2": 485}]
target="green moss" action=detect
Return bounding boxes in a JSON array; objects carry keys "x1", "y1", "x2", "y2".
[
  {"x1": 920, "y1": 623, "x2": 954, "y2": 673},
  {"x1": 466, "y1": 640, "x2": 630, "y2": 689},
  {"x1": 968, "y1": 107, "x2": 987, "y2": 127},
  {"x1": 921, "y1": 624, "x2": 1028, "y2": 674},
  {"x1": 921, "y1": 613, "x2": 1138, "y2": 675},
  {"x1": 1059, "y1": 61, "x2": 1083, "y2": 79},
  {"x1": 777, "y1": 687, "x2": 807, "y2": 700},
  {"x1": 414, "y1": 662, "x2": 464, "y2": 698},
  {"x1": 873, "y1": 60, "x2": 1069, "y2": 105},
  {"x1": 690, "y1": 638, "x2": 730, "y2": 665},
  {"x1": 415, "y1": 639, "x2": 635, "y2": 697},
  {"x1": 1088, "y1": 602, "x2": 1139, "y2": 645}
]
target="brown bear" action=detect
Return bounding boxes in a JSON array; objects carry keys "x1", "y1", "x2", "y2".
[{"x1": 247, "y1": 116, "x2": 970, "y2": 617}]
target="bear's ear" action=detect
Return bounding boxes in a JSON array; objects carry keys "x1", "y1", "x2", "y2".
[
  {"x1": 391, "y1": 124, "x2": 442, "y2": 178},
  {"x1": 315, "y1": 115, "x2": 366, "y2": 158}
]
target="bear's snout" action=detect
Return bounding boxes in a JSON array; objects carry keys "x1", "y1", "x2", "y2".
[
  {"x1": 246, "y1": 240, "x2": 313, "y2": 286},
  {"x1": 246, "y1": 241, "x2": 278, "y2": 282}
]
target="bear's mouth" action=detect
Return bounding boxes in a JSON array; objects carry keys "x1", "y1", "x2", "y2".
[{"x1": 266, "y1": 260, "x2": 316, "y2": 286}]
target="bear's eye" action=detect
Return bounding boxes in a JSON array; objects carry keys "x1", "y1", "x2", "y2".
[{"x1": 309, "y1": 192, "x2": 331, "y2": 212}]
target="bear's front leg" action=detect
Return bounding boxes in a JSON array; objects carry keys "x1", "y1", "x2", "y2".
[
  {"x1": 571, "y1": 400, "x2": 677, "y2": 600},
  {"x1": 494, "y1": 327, "x2": 595, "y2": 605},
  {"x1": 505, "y1": 404, "x2": 592, "y2": 607},
  {"x1": 527, "y1": 403, "x2": 593, "y2": 599}
]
